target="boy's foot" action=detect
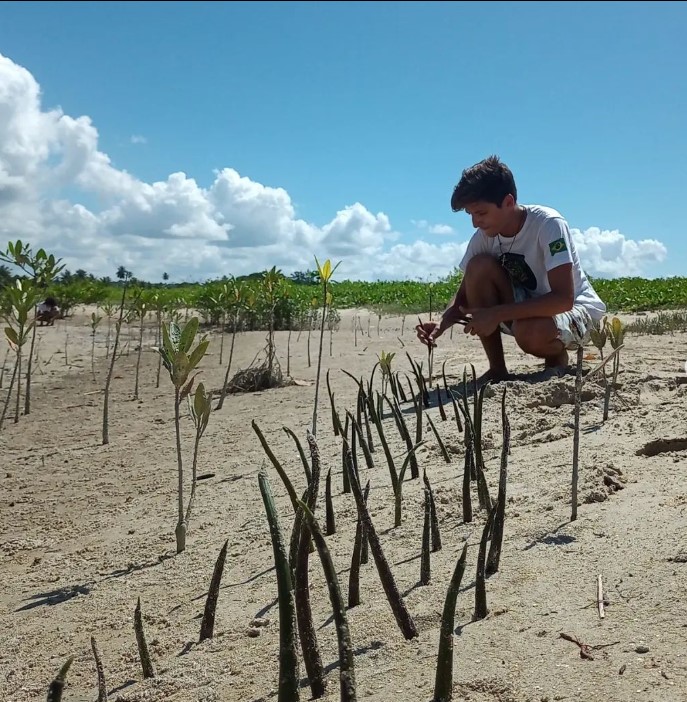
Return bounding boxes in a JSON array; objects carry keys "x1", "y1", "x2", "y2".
[
  {"x1": 544, "y1": 349, "x2": 569, "y2": 369},
  {"x1": 477, "y1": 367, "x2": 511, "y2": 385}
]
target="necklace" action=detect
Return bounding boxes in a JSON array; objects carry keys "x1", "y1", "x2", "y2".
[{"x1": 498, "y1": 208, "x2": 527, "y2": 263}]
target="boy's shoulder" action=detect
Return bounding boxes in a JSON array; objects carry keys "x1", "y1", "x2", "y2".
[{"x1": 524, "y1": 204, "x2": 567, "y2": 223}]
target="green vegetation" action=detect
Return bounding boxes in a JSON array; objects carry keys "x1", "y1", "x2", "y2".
[{"x1": 3, "y1": 253, "x2": 687, "y2": 330}]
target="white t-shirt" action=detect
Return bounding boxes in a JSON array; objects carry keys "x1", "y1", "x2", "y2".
[
  {"x1": 459, "y1": 204, "x2": 606, "y2": 321},
  {"x1": 37, "y1": 302, "x2": 59, "y2": 314}
]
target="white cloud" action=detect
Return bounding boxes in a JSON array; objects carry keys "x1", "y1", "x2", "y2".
[
  {"x1": 572, "y1": 227, "x2": 667, "y2": 278},
  {"x1": 411, "y1": 219, "x2": 454, "y2": 236},
  {"x1": 428, "y1": 224, "x2": 454, "y2": 235},
  {"x1": 0, "y1": 52, "x2": 671, "y2": 285},
  {"x1": 130, "y1": 134, "x2": 147, "y2": 145}
]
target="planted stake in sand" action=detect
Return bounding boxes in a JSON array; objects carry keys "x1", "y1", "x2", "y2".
[
  {"x1": 289, "y1": 487, "x2": 310, "y2": 573},
  {"x1": 406, "y1": 352, "x2": 430, "y2": 407},
  {"x1": 346, "y1": 460, "x2": 418, "y2": 640},
  {"x1": 299, "y1": 502, "x2": 357, "y2": 701},
  {"x1": 134, "y1": 597, "x2": 156, "y2": 679},
  {"x1": 571, "y1": 345, "x2": 584, "y2": 522},
  {"x1": 443, "y1": 365, "x2": 463, "y2": 435},
  {"x1": 474, "y1": 506, "x2": 497, "y2": 621},
  {"x1": 253, "y1": 420, "x2": 299, "y2": 512},
  {"x1": 420, "y1": 486, "x2": 432, "y2": 585},
  {"x1": 396, "y1": 371, "x2": 408, "y2": 403},
  {"x1": 423, "y1": 470, "x2": 442, "y2": 552},
  {"x1": 91, "y1": 636, "x2": 108, "y2": 702},
  {"x1": 426, "y1": 412, "x2": 451, "y2": 463},
  {"x1": 462, "y1": 437, "x2": 474, "y2": 524},
  {"x1": 386, "y1": 394, "x2": 418, "y2": 479},
  {"x1": 433, "y1": 541, "x2": 469, "y2": 702},
  {"x1": 283, "y1": 426, "x2": 312, "y2": 485},
  {"x1": 295, "y1": 432, "x2": 326, "y2": 699},
  {"x1": 341, "y1": 413, "x2": 351, "y2": 493},
  {"x1": 472, "y1": 382, "x2": 493, "y2": 511},
  {"x1": 435, "y1": 386, "x2": 447, "y2": 421},
  {"x1": 348, "y1": 479, "x2": 371, "y2": 608},
  {"x1": 199, "y1": 540, "x2": 229, "y2": 642},
  {"x1": 366, "y1": 388, "x2": 402, "y2": 503},
  {"x1": 326, "y1": 369, "x2": 340, "y2": 437},
  {"x1": 258, "y1": 469, "x2": 300, "y2": 702},
  {"x1": 325, "y1": 468, "x2": 336, "y2": 535},
  {"x1": 394, "y1": 442, "x2": 425, "y2": 527},
  {"x1": 47, "y1": 656, "x2": 74, "y2": 702},
  {"x1": 349, "y1": 412, "x2": 374, "y2": 470},
  {"x1": 487, "y1": 388, "x2": 510, "y2": 576}
]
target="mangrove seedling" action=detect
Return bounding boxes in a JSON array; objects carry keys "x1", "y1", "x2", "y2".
[
  {"x1": 90, "y1": 311, "x2": 103, "y2": 381},
  {"x1": 185, "y1": 382, "x2": 212, "y2": 528},
  {"x1": 0, "y1": 240, "x2": 63, "y2": 417},
  {"x1": 102, "y1": 269, "x2": 130, "y2": 445},
  {"x1": 157, "y1": 317, "x2": 210, "y2": 553},
  {"x1": 1, "y1": 279, "x2": 40, "y2": 429},
  {"x1": 312, "y1": 256, "x2": 340, "y2": 436}
]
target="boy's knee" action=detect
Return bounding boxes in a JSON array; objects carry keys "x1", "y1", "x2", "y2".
[
  {"x1": 464, "y1": 254, "x2": 501, "y2": 278},
  {"x1": 513, "y1": 318, "x2": 558, "y2": 355}
]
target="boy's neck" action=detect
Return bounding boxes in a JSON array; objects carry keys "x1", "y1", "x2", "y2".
[{"x1": 499, "y1": 205, "x2": 527, "y2": 237}]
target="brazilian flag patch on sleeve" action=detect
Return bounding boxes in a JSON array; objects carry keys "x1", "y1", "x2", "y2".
[{"x1": 549, "y1": 237, "x2": 567, "y2": 255}]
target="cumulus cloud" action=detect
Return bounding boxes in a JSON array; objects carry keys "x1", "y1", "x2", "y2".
[
  {"x1": 0, "y1": 52, "x2": 670, "y2": 285},
  {"x1": 572, "y1": 227, "x2": 667, "y2": 278},
  {"x1": 412, "y1": 219, "x2": 454, "y2": 236}
]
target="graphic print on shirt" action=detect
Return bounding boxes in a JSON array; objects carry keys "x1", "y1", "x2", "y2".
[{"x1": 499, "y1": 252, "x2": 537, "y2": 291}]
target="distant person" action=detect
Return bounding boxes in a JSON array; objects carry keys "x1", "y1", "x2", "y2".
[
  {"x1": 416, "y1": 155, "x2": 606, "y2": 382},
  {"x1": 36, "y1": 297, "x2": 60, "y2": 326}
]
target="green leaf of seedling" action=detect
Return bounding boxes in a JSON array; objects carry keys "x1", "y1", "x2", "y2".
[
  {"x1": 172, "y1": 350, "x2": 190, "y2": 388},
  {"x1": 168, "y1": 321, "x2": 181, "y2": 350},
  {"x1": 187, "y1": 338, "x2": 209, "y2": 372},
  {"x1": 193, "y1": 382, "x2": 205, "y2": 420},
  {"x1": 180, "y1": 372, "x2": 200, "y2": 403},
  {"x1": 4, "y1": 326, "x2": 19, "y2": 347},
  {"x1": 160, "y1": 350, "x2": 173, "y2": 375},
  {"x1": 179, "y1": 317, "x2": 199, "y2": 354},
  {"x1": 162, "y1": 321, "x2": 176, "y2": 360}
]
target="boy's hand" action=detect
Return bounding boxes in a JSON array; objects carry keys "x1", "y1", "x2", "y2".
[
  {"x1": 461, "y1": 306, "x2": 501, "y2": 337},
  {"x1": 416, "y1": 321, "x2": 442, "y2": 347}
]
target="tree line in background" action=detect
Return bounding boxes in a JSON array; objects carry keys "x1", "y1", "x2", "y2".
[{"x1": 2, "y1": 246, "x2": 687, "y2": 322}]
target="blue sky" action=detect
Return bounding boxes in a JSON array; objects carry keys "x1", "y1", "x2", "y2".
[{"x1": 0, "y1": 1, "x2": 684, "y2": 282}]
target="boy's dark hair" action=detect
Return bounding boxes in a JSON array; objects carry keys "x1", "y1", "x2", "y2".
[
  {"x1": 45, "y1": 296, "x2": 57, "y2": 307},
  {"x1": 450, "y1": 155, "x2": 517, "y2": 211}
]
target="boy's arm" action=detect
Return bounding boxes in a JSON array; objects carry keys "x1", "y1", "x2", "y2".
[
  {"x1": 437, "y1": 279, "x2": 469, "y2": 333},
  {"x1": 492, "y1": 263, "x2": 575, "y2": 322}
]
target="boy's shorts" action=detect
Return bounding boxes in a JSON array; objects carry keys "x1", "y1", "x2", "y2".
[{"x1": 500, "y1": 284, "x2": 594, "y2": 350}]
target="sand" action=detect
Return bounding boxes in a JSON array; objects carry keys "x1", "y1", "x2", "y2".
[{"x1": 1, "y1": 305, "x2": 686, "y2": 702}]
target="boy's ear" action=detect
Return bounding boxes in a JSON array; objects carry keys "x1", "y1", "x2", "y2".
[{"x1": 501, "y1": 194, "x2": 515, "y2": 208}]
